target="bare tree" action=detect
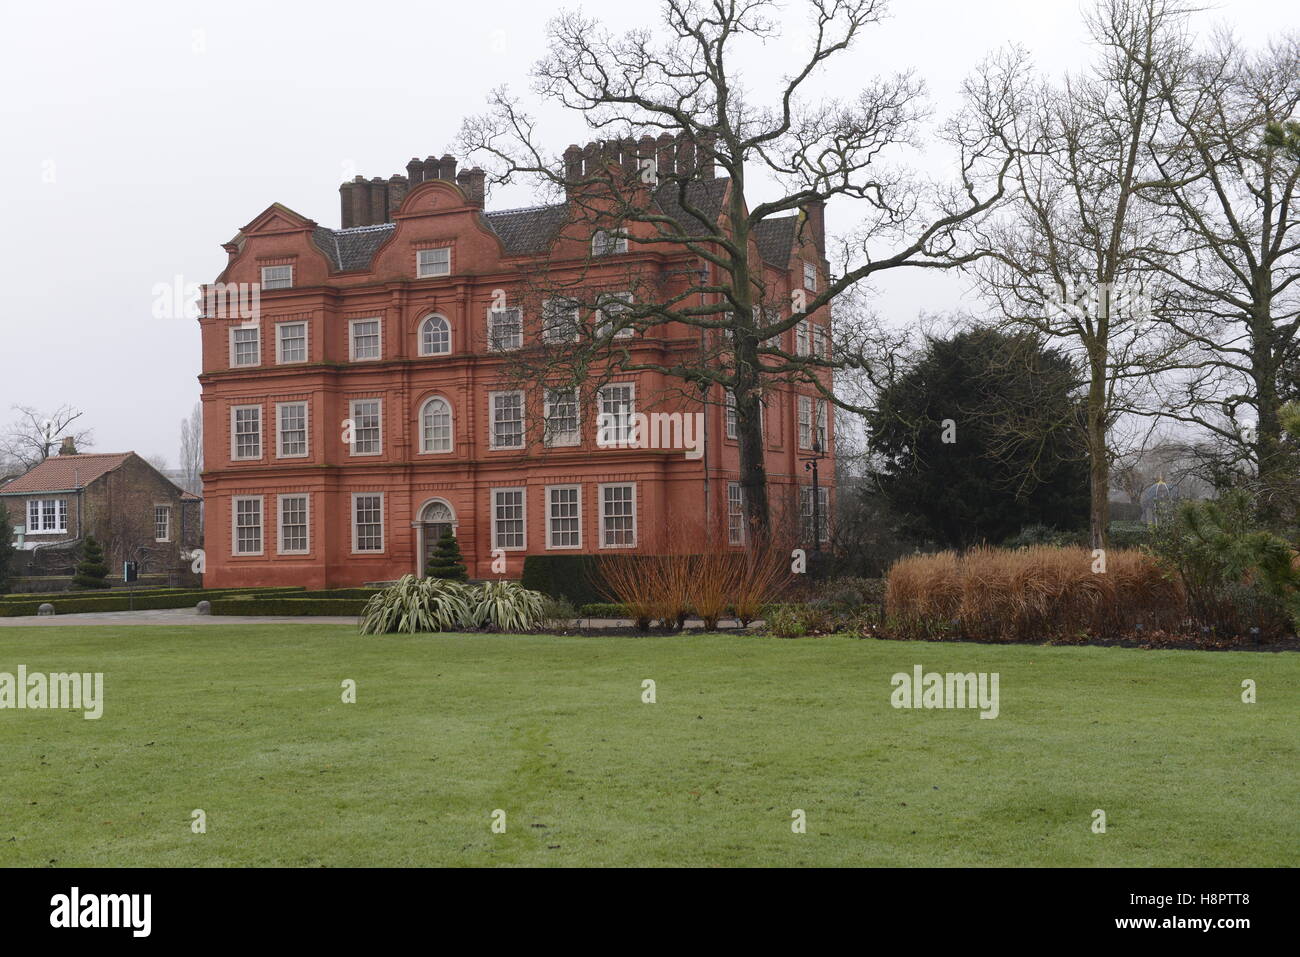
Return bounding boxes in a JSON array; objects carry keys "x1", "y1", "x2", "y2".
[
  {"x1": 1141, "y1": 32, "x2": 1300, "y2": 523},
  {"x1": 1, "y1": 405, "x2": 94, "y2": 470},
  {"x1": 972, "y1": 0, "x2": 1193, "y2": 548},
  {"x1": 178, "y1": 402, "x2": 203, "y2": 495},
  {"x1": 458, "y1": 0, "x2": 1028, "y2": 536}
]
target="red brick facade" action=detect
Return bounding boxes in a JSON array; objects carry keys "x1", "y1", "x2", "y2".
[{"x1": 199, "y1": 150, "x2": 834, "y2": 588}]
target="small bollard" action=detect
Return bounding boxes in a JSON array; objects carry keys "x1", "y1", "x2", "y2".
[
  {"x1": 37, "y1": 603, "x2": 55, "y2": 617},
  {"x1": 196, "y1": 601, "x2": 211, "y2": 616}
]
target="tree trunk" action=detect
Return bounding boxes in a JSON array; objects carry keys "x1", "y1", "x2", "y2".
[
  {"x1": 734, "y1": 333, "x2": 771, "y2": 541},
  {"x1": 1252, "y1": 314, "x2": 1284, "y2": 528},
  {"x1": 1087, "y1": 349, "x2": 1110, "y2": 551}
]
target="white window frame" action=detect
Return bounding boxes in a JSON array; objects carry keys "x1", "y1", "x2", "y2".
[
  {"x1": 487, "y1": 306, "x2": 523, "y2": 352},
  {"x1": 419, "y1": 396, "x2": 454, "y2": 454},
  {"x1": 350, "y1": 492, "x2": 385, "y2": 554},
  {"x1": 416, "y1": 246, "x2": 451, "y2": 278},
  {"x1": 725, "y1": 389, "x2": 737, "y2": 440},
  {"x1": 277, "y1": 493, "x2": 310, "y2": 555},
  {"x1": 419, "y1": 314, "x2": 451, "y2": 356},
  {"x1": 592, "y1": 229, "x2": 628, "y2": 256},
  {"x1": 348, "y1": 318, "x2": 383, "y2": 362},
  {"x1": 798, "y1": 396, "x2": 812, "y2": 450},
  {"x1": 230, "y1": 404, "x2": 263, "y2": 461},
  {"x1": 229, "y1": 324, "x2": 261, "y2": 368},
  {"x1": 488, "y1": 390, "x2": 525, "y2": 450},
  {"x1": 542, "y1": 298, "x2": 581, "y2": 343},
  {"x1": 275, "y1": 401, "x2": 309, "y2": 459},
  {"x1": 598, "y1": 482, "x2": 637, "y2": 548},
  {"x1": 803, "y1": 260, "x2": 817, "y2": 292},
  {"x1": 595, "y1": 291, "x2": 634, "y2": 339},
  {"x1": 727, "y1": 483, "x2": 746, "y2": 546},
  {"x1": 801, "y1": 486, "x2": 830, "y2": 544},
  {"x1": 543, "y1": 386, "x2": 581, "y2": 447},
  {"x1": 596, "y1": 382, "x2": 636, "y2": 446},
  {"x1": 231, "y1": 495, "x2": 264, "y2": 556},
  {"x1": 154, "y1": 504, "x2": 172, "y2": 542},
  {"x1": 491, "y1": 487, "x2": 527, "y2": 551},
  {"x1": 796, "y1": 320, "x2": 810, "y2": 357},
  {"x1": 26, "y1": 498, "x2": 68, "y2": 534},
  {"x1": 348, "y1": 398, "x2": 383, "y2": 456},
  {"x1": 275, "y1": 321, "x2": 308, "y2": 364},
  {"x1": 261, "y1": 264, "x2": 293, "y2": 290},
  {"x1": 545, "y1": 484, "x2": 582, "y2": 550}
]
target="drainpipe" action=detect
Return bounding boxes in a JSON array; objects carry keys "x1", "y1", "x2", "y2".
[{"x1": 698, "y1": 260, "x2": 711, "y2": 546}]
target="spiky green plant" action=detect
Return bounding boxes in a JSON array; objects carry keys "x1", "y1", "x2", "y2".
[
  {"x1": 467, "y1": 580, "x2": 546, "y2": 632},
  {"x1": 358, "y1": 575, "x2": 472, "y2": 635},
  {"x1": 1149, "y1": 490, "x2": 1300, "y2": 638}
]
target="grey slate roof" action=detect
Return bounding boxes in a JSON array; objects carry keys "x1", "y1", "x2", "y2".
[
  {"x1": 650, "y1": 177, "x2": 731, "y2": 237},
  {"x1": 312, "y1": 223, "x2": 396, "y2": 271},
  {"x1": 752, "y1": 215, "x2": 797, "y2": 267},
  {"x1": 308, "y1": 177, "x2": 747, "y2": 271},
  {"x1": 483, "y1": 204, "x2": 570, "y2": 257}
]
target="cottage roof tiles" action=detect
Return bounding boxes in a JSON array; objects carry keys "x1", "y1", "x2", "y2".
[{"x1": 0, "y1": 453, "x2": 133, "y2": 494}]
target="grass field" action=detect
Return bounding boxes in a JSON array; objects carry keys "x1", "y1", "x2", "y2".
[{"x1": 0, "y1": 624, "x2": 1295, "y2": 867}]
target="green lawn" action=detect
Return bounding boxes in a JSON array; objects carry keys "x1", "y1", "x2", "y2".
[{"x1": 0, "y1": 625, "x2": 1295, "y2": 867}]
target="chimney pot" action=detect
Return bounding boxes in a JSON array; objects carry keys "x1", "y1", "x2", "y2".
[
  {"x1": 675, "y1": 137, "x2": 695, "y2": 179},
  {"x1": 461, "y1": 167, "x2": 485, "y2": 208},
  {"x1": 656, "y1": 133, "x2": 676, "y2": 177},
  {"x1": 799, "y1": 199, "x2": 826, "y2": 257},
  {"x1": 698, "y1": 133, "x2": 717, "y2": 179},
  {"x1": 339, "y1": 180, "x2": 357, "y2": 228},
  {"x1": 351, "y1": 179, "x2": 374, "y2": 226},
  {"x1": 387, "y1": 174, "x2": 408, "y2": 218}
]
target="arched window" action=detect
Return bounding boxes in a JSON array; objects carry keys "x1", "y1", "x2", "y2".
[
  {"x1": 419, "y1": 314, "x2": 451, "y2": 356},
  {"x1": 421, "y1": 500, "x2": 454, "y2": 524},
  {"x1": 420, "y1": 397, "x2": 453, "y2": 453}
]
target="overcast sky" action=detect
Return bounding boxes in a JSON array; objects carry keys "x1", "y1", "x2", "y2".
[{"x1": 0, "y1": 0, "x2": 1286, "y2": 467}]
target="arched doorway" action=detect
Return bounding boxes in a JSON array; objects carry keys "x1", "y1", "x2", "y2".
[{"x1": 416, "y1": 499, "x2": 457, "y2": 576}]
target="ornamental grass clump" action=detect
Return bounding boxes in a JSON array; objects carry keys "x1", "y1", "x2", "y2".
[
  {"x1": 469, "y1": 580, "x2": 547, "y2": 632},
  {"x1": 885, "y1": 546, "x2": 1184, "y2": 642},
  {"x1": 359, "y1": 575, "x2": 472, "y2": 635}
]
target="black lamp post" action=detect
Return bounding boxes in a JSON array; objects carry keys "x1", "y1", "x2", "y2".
[{"x1": 800, "y1": 435, "x2": 826, "y2": 577}]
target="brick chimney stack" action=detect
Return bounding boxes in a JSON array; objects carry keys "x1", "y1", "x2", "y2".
[
  {"x1": 59, "y1": 436, "x2": 77, "y2": 456},
  {"x1": 799, "y1": 199, "x2": 826, "y2": 257},
  {"x1": 341, "y1": 154, "x2": 475, "y2": 226},
  {"x1": 456, "y1": 167, "x2": 486, "y2": 208},
  {"x1": 386, "y1": 174, "x2": 408, "y2": 219}
]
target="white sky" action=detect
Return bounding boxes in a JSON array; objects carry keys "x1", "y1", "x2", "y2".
[{"x1": 0, "y1": 0, "x2": 1287, "y2": 466}]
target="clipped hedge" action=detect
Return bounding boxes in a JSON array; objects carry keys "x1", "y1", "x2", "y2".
[
  {"x1": 521, "y1": 555, "x2": 606, "y2": 607},
  {"x1": 0, "y1": 587, "x2": 189, "y2": 603},
  {"x1": 209, "y1": 598, "x2": 367, "y2": 617},
  {"x1": 0, "y1": 586, "x2": 307, "y2": 617},
  {"x1": 578, "y1": 602, "x2": 629, "y2": 618},
  {"x1": 297, "y1": 588, "x2": 384, "y2": 599}
]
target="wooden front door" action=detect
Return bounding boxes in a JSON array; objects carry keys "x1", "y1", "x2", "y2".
[{"x1": 422, "y1": 523, "x2": 452, "y2": 574}]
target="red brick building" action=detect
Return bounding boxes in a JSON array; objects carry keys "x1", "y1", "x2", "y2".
[{"x1": 198, "y1": 146, "x2": 834, "y2": 588}]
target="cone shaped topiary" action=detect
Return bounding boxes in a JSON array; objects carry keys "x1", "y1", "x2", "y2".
[
  {"x1": 73, "y1": 536, "x2": 111, "y2": 589},
  {"x1": 426, "y1": 530, "x2": 468, "y2": 581}
]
